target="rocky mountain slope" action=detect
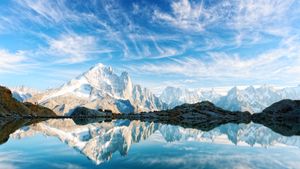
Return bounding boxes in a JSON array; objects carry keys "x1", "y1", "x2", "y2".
[
  {"x1": 10, "y1": 86, "x2": 40, "y2": 102},
  {"x1": 0, "y1": 86, "x2": 56, "y2": 117}
]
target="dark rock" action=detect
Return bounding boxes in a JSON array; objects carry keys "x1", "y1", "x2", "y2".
[
  {"x1": 257, "y1": 99, "x2": 300, "y2": 118},
  {"x1": 71, "y1": 107, "x2": 106, "y2": 117},
  {"x1": 113, "y1": 101, "x2": 252, "y2": 131},
  {"x1": 252, "y1": 99, "x2": 300, "y2": 136},
  {"x1": 23, "y1": 102, "x2": 57, "y2": 117},
  {"x1": 73, "y1": 117, "x2": 106, "y2": 125},
  {"x1": 71, "y1": 107, "x2": 110, "y2": 125}
]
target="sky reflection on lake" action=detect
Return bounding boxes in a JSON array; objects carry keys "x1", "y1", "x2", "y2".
[{"x1": 1, "y1": 119, "x2": 300, "y2": 169}]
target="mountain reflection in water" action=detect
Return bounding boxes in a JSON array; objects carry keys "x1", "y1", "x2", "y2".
[{"x1": 1, "y1": 118, "x2": 300, "y2": 169}]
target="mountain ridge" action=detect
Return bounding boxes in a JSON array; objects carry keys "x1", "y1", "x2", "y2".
[
  {"x1": 160, "y1": 85, "x2": 300, "y2": 113},
  {"x1": 26, "y1": 63, "x2": 166, "y2": 115},
  {"x1": 10, "y1": 63, "x2": 300, "y2": 114}
]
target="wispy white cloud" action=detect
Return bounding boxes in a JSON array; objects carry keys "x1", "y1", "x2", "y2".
[
  {"x1": 15, "y1": 0, "x2": 85, "y2": 26},
  {"x1": 153, "y1": 0, "x2": 210, "y2": 32},
  {"x1": 128, "y1": 36, "x2": 300, "y2": 86},
  {"x1": 229, "y1": 0, "x2": 297, "y2": 46},
  {"x1": 0, "y1": 0, "x2": 299, "y2": 89},
  {"x1": 152, "y1": 0, "x2": 298, "y2": 50},
  {"x1": 153, "y1": 0, "x2": 296, "y2": 33},
  {"x1": 0, "y1": 50, "x2": 33, "y2": 73},
  {"x1": 230, "y1": 0, "x2": 295, "y2": 31},
  {"x1": 46, "y1": 34, "x2": 111, "y2": 63},
  {"x1": 132, "y1": 3, "x2": 140, "y2": 15}
]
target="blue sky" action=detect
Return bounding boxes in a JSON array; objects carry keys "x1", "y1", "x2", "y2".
[{"x1": 0, "y1": 0, "x2": 300, "y2": 93}]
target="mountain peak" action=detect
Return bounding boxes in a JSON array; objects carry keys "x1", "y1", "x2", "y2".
[
  {"x1": 259, "y1": 84, "x2": 274, "y2": 90},
  {"x1": 35, "y1": 63, "x2": 164, "y2": 114},
  {"x1": 228, "y1": 86, "x2": 239, "y2": 95},
  {"x1": 90, "y1": 63, "x2": 105, "y2": 69},
  {"x1": 245, "y1": 86, "x2": 255, "y2": 93},
  {"x1": 88, "y1": 63, "x2": 113, "y2": 74}
]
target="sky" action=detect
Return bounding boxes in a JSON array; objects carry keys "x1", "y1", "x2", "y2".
[{"x1": 0, "y1": 0, "x2": 300, "y2": 93}]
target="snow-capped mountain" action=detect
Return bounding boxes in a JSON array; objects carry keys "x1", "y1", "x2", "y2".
[
  {"x1": 160, "y1": 85, "x2": 300, "y2": 113},
  {"x1": 160, "y1": 86, "x2": 221, "y2": 108},
  {"x1": 10, "y1": 86, "x2": 40, "y2": 102},
  {"x1": 28, "y1": 63, "x2": 166, "y2": 115},
  {"x1": 12, "y1": 63, "x2": 300, "y2": 115},
  {"x1": 216, "y1": 85, "x2": 300, "y2": 113}
]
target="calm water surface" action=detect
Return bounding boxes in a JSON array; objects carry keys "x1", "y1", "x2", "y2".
[{"x1": 1, "y1": 119, "x2": 300, "y2": 169}]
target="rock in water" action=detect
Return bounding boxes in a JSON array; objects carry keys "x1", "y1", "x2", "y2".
[{"x1": 70, "y1": 107, "x2": 106, "y2": 117}]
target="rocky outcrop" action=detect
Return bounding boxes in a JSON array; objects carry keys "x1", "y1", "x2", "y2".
[
  {"x1": 70, "y1": 107, "x2": 106, "y2": 117},
  {"x1": 114, "y1": 101, "x2": 251, "y2": 131},
  {"x1": 0, "y1": 86, "x2": 56, "y2": 117},
  {"x1": 68, "y1": 99, "x2": 300, "y2": 136},
  {"x1": 254, "y1": 99, "x2": 300, "y2": 118},
  {"x1": 252, "y1": 99, "x2": 300, "y2": 136},
  {"x1": 70, "y1": 107, "x2": 113, "y2": 125}
]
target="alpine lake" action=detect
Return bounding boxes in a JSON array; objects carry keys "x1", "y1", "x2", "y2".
[{"x1": 1, "y1": 117, "x2": 300, "y2": 169}]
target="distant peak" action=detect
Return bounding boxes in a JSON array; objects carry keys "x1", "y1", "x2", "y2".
[
  {"x1": 89, "y1": 63, "x2": 109, "y2": 69},
  {"x1": 121, "y1": 71, "x2": 129, "y2": 77},
  {"x1": 231, "y1": 86, "x2": 238, "y2": 90},
  {"x1": 165, "y1": 86, "x2": 181, "y2": 90},
  {"x1": 260, "y1": 84, "x2": 273, "y2": 89},
  {"x1": 228, "y1": 86, "x2": 239, "y2": 94},
  {"x1": 245, "y1": 85, "x2": 255, "y2": 91},
  {"x1": 88, "y1": 63, "x2": 113, "y2": 73},
  {"x1": 91, "y1": 63, "x2": 105, "y2": 69},
  {"x1": 247, "y1": 85, "x2": 255, "y2": 89}
]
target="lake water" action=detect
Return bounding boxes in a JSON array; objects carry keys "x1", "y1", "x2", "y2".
[{"x1": 1, "y1": 119, "x2": 300, "y2": 169}]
